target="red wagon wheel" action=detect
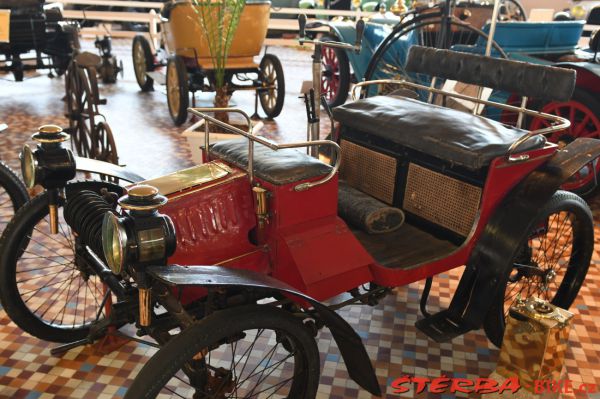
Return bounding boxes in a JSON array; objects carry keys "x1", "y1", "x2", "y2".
[
  {"x1": 320, "y1": 36, "x2": 350, "y2": 108},
  {"x1": 530, "y1": 89, "x2": 600, "y2": 196}
]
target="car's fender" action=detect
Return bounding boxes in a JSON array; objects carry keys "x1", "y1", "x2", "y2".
[
  {"x1": 74, "y1": 156, "x2": 145, "y2": 183},
  {"x1": 147, "y1": 264, "x2": 382, "y2": 397},
  {"x1": 449, "y1": 138, "x2": 600, "y2": 327}
]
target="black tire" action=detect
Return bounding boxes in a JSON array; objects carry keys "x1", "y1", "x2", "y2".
[
  {"x1": 0, "y1": 162, "x2": 29, "y2": 234},
  {"x1": 321, "y1": 35, "x2": 351, "y2": 107},
  {"x1": 132, "y1": 35, "x2": 155, "y2": 92},
  {"x1": 0, "y1": 181, "x2": 121, "y2": 343},
  {"x1": 125, "y1": 305, "x2": 320, "y2": 399},
  {"x1": 484, "y1": 190, "x2": 594, "y2": 347},
  {"x1": 166, "y1": 55, "x2": 189, "y2": 126},
  {"x1": 259, "y1": 53, "x2": 285, "y2": 119}
]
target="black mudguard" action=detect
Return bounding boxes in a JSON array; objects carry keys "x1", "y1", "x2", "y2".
[
  {"x1": 147, "y1": 265, "x2": 383, "y2": 397},
  {"x1": 449, "y1": 138, "x2": 600, "y2": 327},
  {"x1": 74, "y1": 156, "x2": 145, "y2": 184}
]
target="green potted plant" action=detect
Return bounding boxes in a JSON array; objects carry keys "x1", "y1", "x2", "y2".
[{"x1": 192, "y1": 0, "x2": 246, "y2": 123}]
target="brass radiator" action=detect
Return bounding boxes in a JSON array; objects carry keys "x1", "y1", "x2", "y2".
[{"x1": 402, "y1": 163, "x2": 481, "y2": 237}]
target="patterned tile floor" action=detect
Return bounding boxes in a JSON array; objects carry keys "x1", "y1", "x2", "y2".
[{"x1": 0, "y1": 39, "x2": 599, "y2": 398}]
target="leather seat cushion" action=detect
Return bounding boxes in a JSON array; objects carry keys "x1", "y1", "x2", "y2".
[
  {"x1": 333, "y1": 95, "x2": 546, "y2": 171},
  {"x1": 211, "y1": 138, "x2": 332, "y2": 185}
]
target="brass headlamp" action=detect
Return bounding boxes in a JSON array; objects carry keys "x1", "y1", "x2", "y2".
[
  {"x1": 20, "y1": 125, "x2": 76, "y2": 234},
  {"x1": 20, "y1": 125, "x2": 75, "y2": 190},
  {"x1": 102, "y1": 184, "x2": 176, "y2": 327},
  {"x1": 101, "y1": 185, "x2": 176, "y2": 275}
]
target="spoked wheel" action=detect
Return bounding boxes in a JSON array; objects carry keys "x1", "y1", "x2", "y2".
[
  {"x1": 66, "y1": 65, "x2": 98, "y2": 159},
  {"x1": 259, "y1": 54, "x2": 285, "y2": 119},
  {"x1": 499, "y1": 0, "x2": 527, "y2": 21},
  {"x1": 484, "y1": 191, "x2": 594, "y2": 347},
  {"x1": 125, "y1": 305, "x2": 320, "y2": 399},
  {"x1": 0, "y1": 162, "x2": 29, "y2": 235},
  {"x1": 530, "y1": 89, "x2": 600, "y2": 196},
  {"x1": 320, "y1": 35, "x2": 350, "y2": 107},
  {"x1": 132, "y1": 35, "x2": 155, "y2": 92},
  {"x1": 363, "y1": 14, "x2": 507, "y2": 99},
  {"x1": 93, "y1": 121, "x2": 119, "y2": 165},
  {"x1": 166, "y1": 56, "x2": 189, "y2": 126},
  {"x1": 0, "y1": 191, "x2": 108, "y2": 343}
]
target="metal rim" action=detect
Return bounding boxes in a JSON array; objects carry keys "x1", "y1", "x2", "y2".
[
  {"x1": 133, "y1": 40, "x2": 148, "y2": 85},
  {"x1": 259, "y1": 59, "x2": 278, "y2": 113},
  {"x1": 167, "y1": 61, "x2": 180, "y2": 115},
  {"x1": 503, "y1": 210, "x2": 575, "y2": 315}
]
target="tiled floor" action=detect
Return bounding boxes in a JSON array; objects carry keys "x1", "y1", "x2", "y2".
[{"x1": 0, "y1": 39, "x2": 599, "y2": 398}]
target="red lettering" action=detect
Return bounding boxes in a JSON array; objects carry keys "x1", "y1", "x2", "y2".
[
  {"x1": 498, "y1": 377, "x2": 521, "y2": 394},
  {"x1": 429, "y1": 376, "x2": 450, "y2": 393},
  {"x1": 412, "y1": 377, "x2": 430, "y2": 394},
  {"x1": 449, "y1": 378, "x2": 474, "y2": 393},
  {"x1": 390, "y1": 376, "x2": 411, "y2": 394},
  {"x1": 475, "y1": 378, "x2": 500, "y2": 394}
]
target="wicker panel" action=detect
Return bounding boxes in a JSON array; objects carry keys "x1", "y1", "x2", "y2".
[
  {"x1": 403, "y1": 163, "x2": 481, "y2": 236},
  {"x1": 340, "y1": 140, "x2": 397, "y2": 204}
]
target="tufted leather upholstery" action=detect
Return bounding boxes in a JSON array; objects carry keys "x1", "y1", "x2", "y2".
[
  {"x1": 333, "y1": 95, "x2": 546, "y2": 171},
  {"x1": 405, "y1": 46, "x2": 576, "y2": 102},
  {"x1": 210, "y1": 138, "x2": 332, "y2": 185}
]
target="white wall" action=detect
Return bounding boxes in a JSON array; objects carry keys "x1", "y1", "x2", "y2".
[{"x1": 519, "y1": 0, "x2": 570, "y2": 14}]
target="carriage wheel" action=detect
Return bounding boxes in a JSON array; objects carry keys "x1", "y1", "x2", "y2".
[
  {"x1": 321, "y1": 35, "x2": 351, "y2": 108},
  {"x1": 259, "y1": 54, "x2": 285, "y2": 119},
  {"x1": 500, "y1": 0, "x2": 527, "y2": 21},
  {"x1": 363, "y1": 14, "x2": 507, "y2": 99},
  {"x1": 530, "y1": 88, "x2": 600, "y2": 196},
  {"x1": 166, "y1": 56, "x2": 189, "y2": 126},
  {"x1": 94, "y1": 121, "x2": 119, "y2": 165},
  {"x1": 484, "y1": 191, "x2": 593, "y2": 347},
  {"x1": 66, "y1": 66, "x2": 98, "y2": 159},
  {"x1": 124, "y1": 305, "x2": 320, "y2": 399},
  {"x1": 132, "y1": 35, "x2": 155, "y2": 92}
]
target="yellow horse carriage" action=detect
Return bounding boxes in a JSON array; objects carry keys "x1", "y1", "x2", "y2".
[{"x1": 132, "y1": 0, "x2": 285, "y2": 125}]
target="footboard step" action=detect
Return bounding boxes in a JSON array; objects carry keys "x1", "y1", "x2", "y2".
[{"x1": 415, "y1": 310, "x2": 473, "y2": 342}]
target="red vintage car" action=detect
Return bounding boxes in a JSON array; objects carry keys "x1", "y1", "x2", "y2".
[{"x1": 2, "y1": 46, "x2": 599, "y2": 398}]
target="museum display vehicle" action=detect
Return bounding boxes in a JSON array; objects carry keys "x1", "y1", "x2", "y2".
[{"x1": 1, "y1": 33, "x2": 599, "y2": 396}]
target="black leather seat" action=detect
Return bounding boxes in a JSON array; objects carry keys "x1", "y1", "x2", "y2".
[
  {"x1": 211, "y1": 139, "x2": 332, "y2": 185},
  {"x1": 333, "y1": 95, "x2": 546, "y2": 171}
]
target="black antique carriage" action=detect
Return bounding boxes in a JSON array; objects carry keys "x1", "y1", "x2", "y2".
[{"x1": 0, "y1": 0, "x2": 79, "y2": 81}]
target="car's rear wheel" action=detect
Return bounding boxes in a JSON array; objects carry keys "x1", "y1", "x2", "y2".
[
  {"x1": 259, "y1": 54, "x2": 285, "y2": 119},
  {"x1": 484, "y1": 191, "x2": 594, "y2": 347},
  {"x1": 166, "y1": 56, "x2": 189, "y2": 126},
  {"x1": 132, "y1": 35, "x2": 155, "y2": 92}
]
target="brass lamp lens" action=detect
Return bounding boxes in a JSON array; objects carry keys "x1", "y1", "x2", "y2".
[
  {"x1": 102, "y1": 212, "x2": 126, "y2": 274},
  {"x1": 20, "y1": 145, "x2": 37, "y2": 189}
]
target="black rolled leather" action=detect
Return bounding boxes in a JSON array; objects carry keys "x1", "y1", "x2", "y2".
[
  {"x1": 333, "y1": 95, "x2": 546, "y2": 171},
  {"x1": 405, "y1": 46, "x2": 576, "y2": 102},
  {"x1": 211, "y1": 138, "x2": 332, "y2": 185}
]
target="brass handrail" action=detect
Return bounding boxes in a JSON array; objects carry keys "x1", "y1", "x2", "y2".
[
  {"x1": 352, "y1": 79, "x2": 570, "y2": 162},
  {"x1": 188, "y1": 107, "x2": 341, "y2": 191}
]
